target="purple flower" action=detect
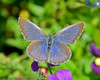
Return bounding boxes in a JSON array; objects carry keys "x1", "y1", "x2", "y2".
[
  {"x1": 31, "y1": 61, "x2": 59, "y2": 72},
  {"x1": 31, "y1": 61, "x2": 39, "y2": 72},
  {"x1": 91, "y1": 62, "x2": 100, "y2": 74},
  {"x1": 89, "y1": 43, "x2": 100, "y2": 57},
  {"x1": 48, "y1": 70, "x2": 73, "y2": 80},
  {"x1": 90, "y1": 43, "x2": 100, "y2": 74}
]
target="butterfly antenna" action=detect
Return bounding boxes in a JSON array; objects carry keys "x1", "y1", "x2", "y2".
[
  {"x1": 52, "y1": 31, "x2": 57, "y2": 35},
  {"x1": 52, "y1": 28, "x2": 61, "y2": 35},
  {"x1": 32, "y1": 18, "x2": 42, "y2": 28},
  {"x1": 34, "y1": 20, "x2": 50, "y2": 35},
  {"x1": 52, "y1": 24, "x2": 68, "y2": 35},
  {"x1": 37, "y1": 21, "x2": 42, "y2": 28}
]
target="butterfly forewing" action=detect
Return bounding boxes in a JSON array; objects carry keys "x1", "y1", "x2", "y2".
[
  {"x1": 18, "y1": 17, "x2": 46, "y2": 41},
  {"x1": 54, "y1": 22, "x2": 84, "y2": 44}
]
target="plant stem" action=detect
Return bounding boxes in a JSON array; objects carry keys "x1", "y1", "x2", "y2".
[{"x1": 47, "y1": 64, "x2": 53, "y2": 74}]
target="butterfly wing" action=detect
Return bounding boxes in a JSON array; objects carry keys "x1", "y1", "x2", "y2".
[
  {"x1": 54, "y1": 22, "x2": 84, "y2": 44},
  {"x1": 49, "y1": 42, "x2": 71, "y2": 65},
  {"x1": 18, "y1": 17, "x2": 46, "y2": 41},
  {"x1": 27, "y1": 41, "x2": 47, "y2": 62}
]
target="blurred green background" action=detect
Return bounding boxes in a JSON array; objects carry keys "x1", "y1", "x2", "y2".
[{"x1": 0, "y1": 0, "x2": 100, "y2": 80}]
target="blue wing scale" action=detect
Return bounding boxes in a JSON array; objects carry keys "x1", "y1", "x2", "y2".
[
  {"x1": 18, "y1": 17, "x2": 46, "y2": 41},
  {"x1": 54, "y1": 22, "x2": 84, "y2": 44},
  {"x1": 50, "y1": 42, "x2": 71, "y2": 65},
  {"x1": 27, "y1": 41, "x2": 47, "y2": 62}
]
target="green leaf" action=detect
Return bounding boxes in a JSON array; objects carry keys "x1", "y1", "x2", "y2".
[
  {"x1": 8, "y1": 52, "x2": 19, "y2": 60},
  {"x1": 28, "y1": 2, "x2": 45, "y2": 17}
]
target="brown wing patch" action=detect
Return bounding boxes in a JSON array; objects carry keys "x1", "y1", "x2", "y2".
[
  {"x1": 70, "y1": 22, "x2": 84, "y2": 44},
  {"x1": 18, "y1": 17, "x2": 29, "y2": 40}
]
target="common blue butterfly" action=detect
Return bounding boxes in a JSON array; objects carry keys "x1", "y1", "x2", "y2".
[{"x1": 18, "y1": 17, "x2": 84, "y2": 65}]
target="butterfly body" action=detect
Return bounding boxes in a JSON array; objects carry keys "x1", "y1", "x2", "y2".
[
  {"x1": 18, "y1": 17, "x2": 84, "y2": 65},
  {"x1": 46, "y1": 33, "x2": 54, "y2": 48},
  {"x1": 44, "y1": 33, "x2": 54, "y2": 63}
]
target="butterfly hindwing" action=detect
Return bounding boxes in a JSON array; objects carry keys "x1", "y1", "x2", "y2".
[
  {"x1": 49, "y1": 42, "x2": 71, "y2": 65},
  {"x1": 54, "y1": 22, "x2": 84, "y2": 44},
  {"x1": 18, "y1": 17, "x2": 46, "y2": 41},
  {"x1": 27, "y1": 41, "x2": 47, "y2": 62}
]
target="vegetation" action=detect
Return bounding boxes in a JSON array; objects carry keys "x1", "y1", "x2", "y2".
[{"x1": 0, "y1": 0, "x2": 100, "y2": 80}]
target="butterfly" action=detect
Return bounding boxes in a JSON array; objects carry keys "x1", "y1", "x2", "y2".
[{"x1": 18, "y1": 17, "x2": 84, "y2": 65}]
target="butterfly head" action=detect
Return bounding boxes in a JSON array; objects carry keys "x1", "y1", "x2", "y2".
[
  {"x1": 46, "y1": 33, "x2": 54, "y2": 46},
  {"x1": 49, "y1": 32, "x2": 53, "y2": 36}
]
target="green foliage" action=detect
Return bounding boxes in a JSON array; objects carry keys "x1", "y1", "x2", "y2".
[{"x1": 0, "y1": 0, "x2": 100, "y2": 80}]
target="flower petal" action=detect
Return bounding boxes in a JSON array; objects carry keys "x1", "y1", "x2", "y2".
[
  {"x1": 90, "y1": 43, "x2": 100, "y2": 57},
  {"x1": 31, "y1": 61, "x2": 39, "y2": 72},
  {"x1": 89, "y1": 43, "x2": 96, "y2": 56},
  {"x1": 91, "y1": 62, "x2": 100, "y2": 74},
  {"x1": 56, "y1": 70, "x2": 73, "y2": 80},
  {"x1": 48, "y1": 74, "x2": 59, "y2": 80},
  {"x1": 95, "y1": 49, "x2": 100, "y2": 57}
]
